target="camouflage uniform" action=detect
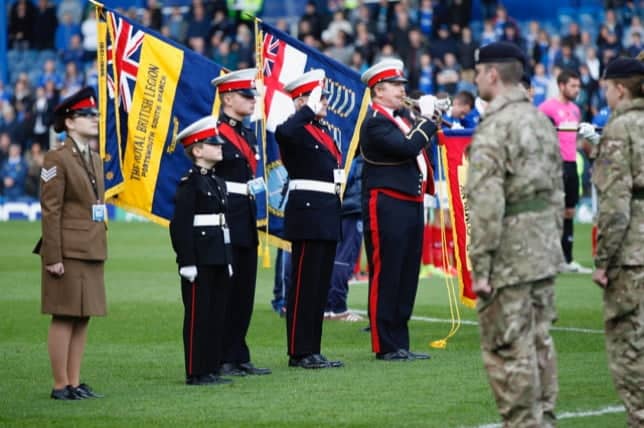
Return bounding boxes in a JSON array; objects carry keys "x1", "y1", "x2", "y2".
[
  {"x1": 465, "y1": 86, "x2": 565, "y2": 428},
  {"x1": 591, "y1": 97, "x2": 644, "y2": 428}
]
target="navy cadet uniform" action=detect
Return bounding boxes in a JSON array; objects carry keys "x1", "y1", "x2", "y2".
[
  {"x1": 276, "y1": 69, "x2": 343, "y2": 369},
  {"x1": 169, "y1": 117, "x2": 233, "y2": 386},
  {"x1": 359, "y1": 59, "x2": 438, "y2": 360},
  {"x1": 211, "y1": 68, "x2": 270, "y2": 376}
]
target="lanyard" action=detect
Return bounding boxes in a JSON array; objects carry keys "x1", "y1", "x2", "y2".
[{"x1": 70, "y1": 137, "x2": 100, "y2": 201}]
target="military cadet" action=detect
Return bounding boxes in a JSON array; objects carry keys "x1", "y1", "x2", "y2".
[
  {"x1": 466, "y1": 42, "x2": 564, "y2": 427},
  {"x1": 359, "y1": 59, "x2": 439, "y2": 361},
  {"x1": 210, "y1": 68, "x2": 271, "y2": 376},
  {"x1": 582, "y1": 57, "x2": 644, "y2": 428},
  {"x1": 36, "y1": 87, "x2": 107, "y2": 400},
  {"x1": 275, "y1": 69, "x2": 344, "y2": 369},
  {"x1": 169, "y1": 116, "x2": 234, "y2": 386}
]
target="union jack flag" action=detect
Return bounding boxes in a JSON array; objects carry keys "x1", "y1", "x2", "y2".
[
  {"x1": 262, "y1": 34, "x2": 281, "y2": 79},
  {"x1": 106, "y1": 12, "x2": 144, "y2": 112}
]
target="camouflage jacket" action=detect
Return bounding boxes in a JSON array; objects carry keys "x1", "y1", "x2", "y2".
[
  {"x1": 465, "y1": 86, "x2": 565, "y2": 288},
  {"x1": 592, "y1": 97, "x2": 644, "y2": 269}
]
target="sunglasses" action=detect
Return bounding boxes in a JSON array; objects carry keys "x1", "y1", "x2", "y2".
[{"x1": 72, "y1": 109, "x2": 99, "y2": 118}]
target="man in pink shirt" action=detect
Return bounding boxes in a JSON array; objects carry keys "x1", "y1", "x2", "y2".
[{"x1": 539, "y1": 70, "x2": 592, "y2": 273}]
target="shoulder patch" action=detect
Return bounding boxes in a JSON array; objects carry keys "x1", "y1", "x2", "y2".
[{"x1": 41, "y1": 166, "x2": 57, "y2": 182}]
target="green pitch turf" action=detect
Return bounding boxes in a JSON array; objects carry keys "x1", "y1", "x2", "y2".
[{"x1": 0, "y1": 222, "x2": 624, "y2": 427}]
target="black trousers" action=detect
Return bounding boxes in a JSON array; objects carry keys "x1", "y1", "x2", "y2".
[
  {"x1": 286, "y1": 239, "x2": 337, "y2": 357},
  {"x1": 181, "y1": 265, "x2": 230, "y2": 377},
  {"x1": 363, "y1": 189, "x2": 423, "y2": 354},
  {"x1": 222, "y1": 245, "x2": 258, "y2": 364}
]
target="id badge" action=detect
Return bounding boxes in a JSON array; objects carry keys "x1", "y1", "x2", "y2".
[
  {"x1": 92, "y1": 204, "x2": 106, "y2": 222},
  {"x1": 222, "y1": 226, "x2": 231, "y2": 245},
  {"x1": 247, "y1": 177, "x2": 266, "y2": 196},
  {"x1": 333, "y1": 169, "x2": 346, "y2": 185}
]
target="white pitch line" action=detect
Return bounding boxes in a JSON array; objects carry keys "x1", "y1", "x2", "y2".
[
  {"x1": 473, "y1": 405, "x2": 625, "y2": 428},
  {"x1": 350, "y1": 310, "x2": 604, "y2": 334}
]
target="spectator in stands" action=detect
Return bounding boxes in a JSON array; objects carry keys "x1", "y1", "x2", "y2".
[
  {"x1": 61, "y1": 35, "x2": 85, "y2": 73},
  {"x1": 445, "y1": 90, "x2": 476, "y2": 128},
  {"x1": 32, "y1": 0, "x2": 58, "y2": 51},
  {"x1": 0, "y1": 143, "x2": 28, "y2": 202},
  {"x1": 619, "y1": 0, "x2": 640, "y2": 24},
  {"x1": 597, "y1": 25, "x2": 622, "y2": 58},
  {"x1": 457, "y1": 27, "x2": 478, "y2": 71},
  {"x1": 546, "y1": 35, "x2": 562, "y2": 74},
  {"x1": 55, "y1": 12, "x2": 81, "y2": 56},
  {"x1": 0, "y1": 106, "x2": 23, "y2": 146},
  {"x1": 574, "y1": 31, "x2": 595, "y2": 63},
  {"x1": 525, "y1": 21, "x2": 540, "y2": 58},
  {"x1": 430, "y1": 24, "x2": 458, "y2": 68},
  {"x1": 555, "y1": 43, "x2": 581, "y2": 73},
  {"x1": 57, "y1": 0, "x2": 83, "y2": 26},
  {"x1": 43, "y1": 79, "x2": 61, "y2": 109},
  {"x1": 235, "y1": 24, "x2": 255, "y2": 69},
  {"x1": 209, "y1": 10, "x2": 234, "y2": 42},
  {"x1": 29, "y1": 87, "x2": 54, "y2": 150},
  {"x1": 562, "y1": 22, "x2": 582, "y2": 48},
  {"x1": 401, "y1": 27, "x2": 427, "y2": 89},
  {"x1": 624, "y1": 16, "x2": 643, "y2": 46},
  {"x1": 391, "y1": 6, "x2": 413, "y2": 55},
  {"x1": 81, "y1": 9, "x2": 98, "y2": 62},
  {"x1": 373, "y1": 0, "x2": 394, "y2": 42},
  {"x1": 324, "y1": 31, "x2": 353, "y2": 66},
  {"x1": 501, "y1": 22, "x2": 526, "y2": 52},
  {"x1": 212, "y1": 39, "x2": 239, "y2": 70},
  {"x1": 456, "y1": 69, "x2": 477, "y2": 97},
  {"x1": 604, "y1": 8, "x2": 623, "y2": 41},
  {"x1": 9, "y1": 0, "x2": 35, "y2": 49},
  {"x1": 322, "y1": 10, "x2": 353, "y2": 46},
  {"x1": 186, "y1": 2, "x2": 211, "y2": 48},
  {"x1": 297, "y1": 19, "x2": 313, "y2": 42},
  {"x1": 531, "y1": 63, "x2": 549, "y2": 106},
  {"x1": 354, "y1": 22, "x2": 377, "y2": 65},
  {"x1": 626, "y1": 31, "x2": 643, "y2": 56},
  {"x1": 166, "y1": 7, "x2": 188, "y2": 44},
  {"x1": 25, "y1": 142, "x2": 45, "y2": 199},
  {"x1": 416, "y1": 0, "x2": 434, "y2": 39},
  {"x1": 300, "y1": 1, "x2": 324, "y2": 41},
  {"x1": 418, "y1": 52, "x2": 436, "y2": 94},
  {"x1": 480, "y1": 20, "x2": 497, "y2": 46},
  {"x1": 578, "y1": 63, "x2": 598, "y2": 121},
  {"x1": 480, "y1": 0, "x2": 498, "y2": 21},
  {"x1": 38, "y1": 60, "x2": 63, "y2": 91},
  {"x1": 585, "y1": 46, "x2": 602, "y2": 80},
  {"x1": 0, "y1": 132, "x2": 11, "y2": 167},
  {"x1": 349, "y1": 51, "x2": 368, "y2": 74},
  {"x1": 492, "y1": 5, "x2": 518, "y2": 41},
  {"x1": 448, "y1": 0, "x2": 471, "y2": 31},
  {"x1": 144, "y1": 0, "x2": 162, "y2": 31},
  {"x1": 61, "y1": 62, "x2": 84, "y2": 99},
  {"x1": 436, "y1": 52, "x2": 461, "y2": 95}
]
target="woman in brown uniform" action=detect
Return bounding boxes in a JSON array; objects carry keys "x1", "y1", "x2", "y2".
[{"x1": 36, "y1": 87, "x2": 107, "y2": 400}]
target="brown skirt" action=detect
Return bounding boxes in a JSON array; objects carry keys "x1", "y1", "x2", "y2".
[{"x1": 41, "y1": 258, "x2": 107, "y2": 317}]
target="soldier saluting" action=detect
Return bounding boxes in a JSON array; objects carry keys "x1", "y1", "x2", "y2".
[{"x1": 276, "y1": 69, "x2": 344, "y2": 369}]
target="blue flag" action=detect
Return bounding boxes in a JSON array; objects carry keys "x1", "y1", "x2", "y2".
[
  {"x1": 257, "y1": 20, "x2": 371, "y2": 246},
  {"x1": 97, "y1": 5, "x2": 225, "y2": 225}
]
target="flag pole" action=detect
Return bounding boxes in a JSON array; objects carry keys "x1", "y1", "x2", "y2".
[{"x1": 255, "y1": 17, "x2": 271, "y2": 269}]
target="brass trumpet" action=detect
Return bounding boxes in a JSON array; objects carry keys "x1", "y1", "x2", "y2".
[{"x1": 401, "y1": 96, "x2": 453, "y2": 127}]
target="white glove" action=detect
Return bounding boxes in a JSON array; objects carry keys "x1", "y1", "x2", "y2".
[
  {"x1": 306, "y1": 85, "x2": 323, "y2": 115},
  {"x1": 417, "y1": 95, "x2": 436, "y2": 118},
  {"x1": 578, "y1": 122, "x2": 600, "y2": 145},
  {"x1": 435, "y1": 97, "x2": 451, "y2": 113},
  {"x1": 179, "y1": 265, "x2": 198, "y2": 282}
]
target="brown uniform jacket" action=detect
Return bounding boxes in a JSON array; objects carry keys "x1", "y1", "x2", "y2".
[{"x1": 38, "y1": 137, "x2": 107, "y2": 264}]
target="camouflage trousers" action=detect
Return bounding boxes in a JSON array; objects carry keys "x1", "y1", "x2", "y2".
[
  {"x1": 477, "y1": 278, "x2": 558, "y2": 428},
  {"x1": 604, "y1": 266, "x2": 644, "y2": 428}
]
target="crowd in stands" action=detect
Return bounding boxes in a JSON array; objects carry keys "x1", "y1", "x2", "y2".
[{"x1": 1, "y1": 0, "x2": 643, "y2": 202}]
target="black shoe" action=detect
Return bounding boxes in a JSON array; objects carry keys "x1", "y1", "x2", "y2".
[
  {"x1": 219, "y1": 363, "x2": 247, "y2": 377},
  {"x1": 405, "y1": 350, "x2": 431, "y2": 360},
  {"x1": 74, "y1": 383, "x2": 104, "y2": 398},
  {"x1": 314, "y1": 354, "x2": 344, "y2": 368},
  {"x1": 288, "y1": 354, "x2": 327, "y2": 369},
  {"x1": 186, "y1": 374, "x2": 231, "y2": 386},
  {"x1": 238, "y1": 362, "x2": 272, "y2": 375},
  {"x1": 51, "y1": 385, "x2": 82, "y2": 400},
  {"x1": 375, "y1": 350, "x2": 412, "y2": 361}
]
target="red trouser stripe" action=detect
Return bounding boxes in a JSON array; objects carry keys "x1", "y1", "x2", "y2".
[
  {"x1": 290, "y1": 242, "x2": 306, "y2": 355},
  {"x1": 188, "y1": 282, "x2": 196, "y2": 375},
  {"x1": 368, "y1": 190, "x2": 383, "y2": 353}
]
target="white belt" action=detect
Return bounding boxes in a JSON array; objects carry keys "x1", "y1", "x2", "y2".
[
  {"x1": 226, "y1": 181, "x2": 249, "y2": 195},
  {"x1": 289, "y1": 179, "x2": 337, "y2": 194},
  {"x1": 193, "y1": 214, "x2": 226, "y2": 227}
]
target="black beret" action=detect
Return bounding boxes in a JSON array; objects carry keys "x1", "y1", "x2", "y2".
[
  {"x1": 53, "y1": 87, "x2": 97, "y2": 132},
  {"x1": 603, "y1": 57, "x2": 644, "y2": 79},
  {"x1": 475, "y1": 42, "x2": 527, "y2": 67}
]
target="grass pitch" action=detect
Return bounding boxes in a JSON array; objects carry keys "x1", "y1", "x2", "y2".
[{"x1": 0, "y1": 222, "x2": 624, "y2": 427}]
